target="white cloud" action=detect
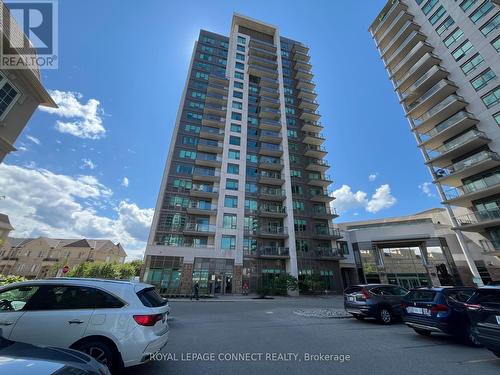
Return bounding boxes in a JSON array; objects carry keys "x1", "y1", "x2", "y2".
[
  {"x1": 26, "y1": 135, "x2": 41, "y2": 145},
  {"x1": 80, "y1": 158, "x2": 96, "y2": 170},
  {"x1": 332, "y1": 184, "x2": 397, "y2": 214},
  {"x1": 40, "y1": 90, "x2": 106, "y2": 140},
  {"x1": 419, "y1": 182, "x2": 436, "y2": 197},
  {"x1": 0, "y1": 164, "x2": 153, "y2": 259},
  {"x1": 368, "y1": 173, "x2": 378, "y2": 182},
  {"x1": 121, "y1": 177, "x2": 129, "y2": 188}
]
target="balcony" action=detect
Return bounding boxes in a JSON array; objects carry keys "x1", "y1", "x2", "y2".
[
  {"x1": 258, "y1": 188, "x2": 286, "y2": 201},
  {"x1": 443, "y1": 174, "x2": 500, "y2": 207},
  {"x1": 418, "y1": 111, "x2": 479, "y2": 150},
  {"x1": 371, "y1": 0, "x2": 408, "y2": 38},
  {"x1": 311, "y1": 206, "x2": 339, "y2": 219},
  {"x1": 401, "y1": 65, "x2": 449, "y2": 104},
  {"x1": 381, "y1": 20, "x2": 420, "y2": 61},
  {"x1": 209, "y1": 71, "x2": 228, "y2": 84},
  {"x1": 248, "y1": 63, "x2": 279, "y2": 79},
  {"x1": 377, "y1": 8, "x2": 414, "y2": 50},
  {"x1": 259, "y1": 129, "x2": 281, "y2": 144},
  {"x1": 206, "y1": 82, "x2": 228, "y2": 95},
  {"x1": 307, "y1": 174, "x2": 333, "y2": 187},
  {"x1": 258, "y1": 205, "x2": 287, "y2": 218},
  {"x1": 302, "y1": 131, "x2": 325, "y2": 146},
  {"x1": 425, "y1": 129, "x2": 491, "y2": 167},
  {"x1": 197, "y1": 138, "x2": 223, "y2": 153},
  {"x1": 385, "y1": 30, "x2": 426, "y2": 70},
  {"x1": 258, "y1": 143, "x2": 283, "y2": 157},
  {"x1": 187, "y1": 201, "x2": 218, "y2": 216},
  {"x1": 205, "y1": 92, "x2": 227, "y2": 105},
  {"x1": 202, "y1": 114, "x2": 225, "y2": 128},
  {"x1": 306, "y1": 158, "x2": 330, "y2": 172},
  {"x1": 296, "y1": 78, "x2": 315, "y2": 91},
  {"x1": 246, "y1": 247, "x2": 290, "y2": 259},
  {"x1": 405, "y1": 80, "x2": 458, "y2": 119},
  {"x1": 299, "y1": 97, "x2": 319, "y2": 111},
  {"x1": 249, "y1": 45, "x2": 277, "y2": 61},
  {"x1": 183, "y1": 223, "x2": 216, "y2": 235},
  {"x1": 310, "y1": 190, "x2": 335, "y2": 203},
  {"x1": 295, "y1": 67, "x2": 314, "y2": 81},
  {"x1": 259, "y1": 76, "x2": 279, "y2": 89},
  {"x1": 412, "y1": 95, "x2": 468, "y2": 134},
  {"x1": 311, "y1": 247, "x2": 344, "y2": 260},
  {"x1": 454, "y1": 208, "x2": 500, "y2": 232},
  {"x1": 258, "y1": 157, "x2": 284, "y2": 171},
  {"x1": 259, "y1": 107, "x2": 281, "y2": 120},
  {"x1": 260, "y1": 95, "x2": 280, "y2": 108},
  {"x1": 200, "y1": 126, "x2": 224, "y2": 141},
  {"x1": 393, "y1": 51, "x2": 440, "y2": 91},
  {"x1": 302, "y1": 120, "x2": 323, "y2": 133},
  {"x1": 42, "y1": 257, "x2": 59, "y2": 262},
  {"x1": 300, "y1": 108, "x2": 321, "y2": 122},
  {"x1": 255, "y1": 226, "x2": 288, "y2": 238},
  {"x1": 260, "y1": 86, "x2": 280, "y2": 98},
  {"x1": 203, "y1": 103, "x2": 226, "y2": 116},
  {"x1": 296, "y1": 87, "x2": 317, "y2": 101},
  {"x1": 189, "y1": 184, "x2": 219, "y2": 199},
  {"x1": 248, "y1": 54, "x2": 278, "y2": 70},
  {"x1": 293, "y1": 43, "x2": 309, "y2": 54},
  {"x1": 314, "y1": 227, "x2": 342, "y2": 239},
  {"x1": 433, "y1": 150, "x2": 500, "y2": 186},
  {"x1": 294, "y1": 59, "x2": 312, "y2": 72},
  {"x1": 195, "y1": 152, "x2": 222, "y2": 168},
  {"x1": 259, "y1": 170, "x2": 285, "y2": 185},
  {"x1": 193, "y1": 167, "x2": 221, "y2": 182},
  {"x1": 304, "y1": 145, "x2": 327, "y2": 158},
  {"x1": 259, "y1": 118, "x2": 282, "y2": 130},
  {"x1": 293, "y1": 49, "x2": 310, "y2": 63},
  {"x1": 250, "y1": 38, "x2": 276, "y2": 53}
]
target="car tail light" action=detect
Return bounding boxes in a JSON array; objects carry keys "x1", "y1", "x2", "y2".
[
  {"x1": 133, "y1": 314, "x2": 163, "y2": 326},
  {"x1": 465, "y1": 303, "x2": 481, "y2": 311},
  {"x1": 360, "y1": 288, "x2": 371, "y2": 300},
  {"x1": 430, "y1": 304, "x2": 449, "y2": 313}
]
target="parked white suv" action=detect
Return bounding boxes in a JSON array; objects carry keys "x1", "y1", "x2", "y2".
[{"x1": 0, "y1": 278, "x2": 170, "y2": 373}]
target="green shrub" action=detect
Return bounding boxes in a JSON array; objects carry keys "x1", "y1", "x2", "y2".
[{"x1": 0, "y1": 274, "x2": 26, "y2": 286}]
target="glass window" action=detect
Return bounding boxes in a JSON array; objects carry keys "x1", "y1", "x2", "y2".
[
  {"x1": 290, "y1": 170, "x2": 302, "y2": 178},
  {"x1": 493, "y1": 112, "x2": 500, "y2": 125},
  {"x1": 233, "y1": 91, "x2": 243, "y2": 99},
  {"x1": 226, "y1": 179, "x2": 239, "y2": 190},
  {"x1": 0, "y1": 285, "x2": 39, "y2": 311},
  {"x1": 293, "y1": 200, "x2": 305, "y2": 211},
  {"x1": 221, "y1": 235, "x2": 236, "y2": 251},
  {"x1": 287, "y1": 129, "x2": 297, "y2": 138},
  {"x1": 200, "y1": 44, "x2": 214, "y2": 53},
  {"x1": 246, "y1": 153, "x2": 258, "y2": 163},
  {"x1": 235, "y1": 62, "x2": 244, "y2": 70},
  {"x1": 234, "y1": 81, "x2": 244, "y2": 89},
  {"x1": 482, "y1": 86, "x2": 500, "y2": 108},
  {"x1": 480, "y1": 12, "x2": 500, "y2": 36},
  {"x1": 229, "y1": 135, "x2": 240, "y2": 146},
  {"x1": 422, "y1": 0, "x2": 438, "y2": 15},
  {"x1": 231, "y1": 112, "x2": 242, "y2": 121},
  {"x1": 460, "y1": 0, "x2": 477, "y2": 12},
  {"x1": 232, "y1": 101, "x2": 242, "y2": 110},
  {"x1": 245, "y1": 199, "x2": 258, "y2": 211},
  {"x1": 493, "y1": 36, "x2": 500, "y2": 51},
  {"x1": 236, "y1": 53, "x2": 245, "y2": 61},
  {"x1": 184, "y1": 124, "x2": 200, "y2": 133},
  {"x1": 237, "y1": 45, "x2": 245, "y2": 52},
  {"x1": 30, "y1": 286, "x2": 96, "y2": 310},
  {"x1": 461, "y1": 53, "x2": 484, "y2": 75},
  {"x1": 179, "y1": 149, "x2": 196, "y2": 159},
  {"x1": 187, "y1": 112, "x2": 202, "y2": 121},
  {"x1": 443, "y1": 28, "x2": 464, "y2": 48},
  {"x1": 470, "y1": 1, "x2": 494, "y2": 24},
  {"x1": 234, "y1": 71, "x2": 244, "y2": 79},
  {"x1": 436, "y1": 16, "x2": 455, "y2": 35},
  {"x1": 237, "y1": 36, "x2": 246, "y2": 44},
  {"x1": 224, "y1": 195, "x2": 238, "y2": 208},
  {"x1": 223, "y1": 214, "x2": 237, "y2": 229},
  {"x1": 228, "y1": 149, "x2": 240, "y2": 160},
  {"x1": 230, "y1": 123, "x2": 241, "y2": 133},
  {"x1": 195, "y1": 71, "x2": 209, "y2": 80},
  {"x1": 227, "y1": 163, "x2": 239, "y2": 174},
  {"x1": 471, "y1": 69, "x2": 497, "y2": 91},
  {"x1": 452, "y1": 40, "x2": 474, "y2": 61},
  {"x1": 191, "y1": 91, "x2": 205, "y2": 99},
  {"x1": 429, "y1": 6, "x2": 446, "y2": 25}
]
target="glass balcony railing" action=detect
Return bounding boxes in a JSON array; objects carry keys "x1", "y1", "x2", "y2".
[
  {"x1": 260, "y1": 130, "x2": 281, "y2": 138},
  {"x1": 196, "y1": 153, "x2": 222, "y2": 162},
  {"x1": 200, "y1": 126, "x2": 224, "y2": 136},
  {"x1": 378, "y1": 8, "x2": 407, "y2": 45},
  {"x1": 314, "y1": 247, "x2": 343, "y2": 257},
  {"x1": 315, "y1": 227, "x2": 342, "y2": 237},
  {"x1": 413, "y1": 95, "x2": 464, "y2": 126},
  {"x1": 191, "y1": 184, "x2": 218, "y2": 194},
  {"x1": 204, "y1": 103, "x2": 226, "y2": 112},
  {"x1": 260, "y1": 118, "x2": 281, "y2": 127},
  {"x1": 260, "y1": 171, "x2": 282, "y2": 179},
  {"x1": 259, "y1": 157, "x2": 283, "y2": 165},
  {"x1": 443, "y1": 173, "x2": 500, "y2": 201},
  {"x1": 197, "y1": 139, "x2": 223, "y2": 148},
  {"x1": 308, "y1": 159, "x2": 330, "y2": 168},
  {"x1": 305, "y1": 145, "x2": 327, "y2": 153},
  {"x1": 386, "y1": 30, "x2": 421, "y2": 66},
  {"x1": 184, "y1": 223, "x2": 216, "y2": 233},
  {"x1": 312, "y1": 206, "x2": 338, "y2": 216},
  {"x1": 455, "y1": 208, "x2": 500, "y2": 226},
  {"x1": 426, "y1": 129, "x2": 488, "y2": 159},
  {"x1": 419, "y1": 111, "x2": 471, "y2": 140},
  {"x1": 259, "y1": 188, "x2": 286, "y2": 197},
  {"x1": 402, "y1": 66, "x2": 443, "y2": 99},
  {"x1": 193, "y1": 168, "x2": 220, "y2": 177},
  {"x1": 189, "y1": 201, "x2": 217, "y2": 211},
  {"x1": 406, "y1": 80, "x2": 450, "y2": 112},
  {"x1": 258, "y1": 247, "x2": 289, "y2": 256},
  {"x1": 372, "y1": 0, "x2": 402, "y2": 36},
  {"x1": 381, "y1": 19, "x2": 413, "y2": 56},
  {"x1": 257, "y1": 226, "x2": 288, "y2": 235},
  {"x1": 203, "y1": 114, "x2": 225, "y2": 124},
  {"x1": 259, "y1": 143, "x2": 283, "y2": 152},
  {"x1": 259, "y1": 205, "x2": 287, "y2": 214},
  {"x1": 393, "y1": 50, "x2": 434, "y2": 85},
  {"x1": 303, "y1": 132, "x2": 326, "y2": 140},
  {"x1": 433, "y1": 151, "x2": 500, "y2": 179}
]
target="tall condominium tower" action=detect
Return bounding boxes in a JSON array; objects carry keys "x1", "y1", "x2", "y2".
[
  {"x1": 370, "y1": 0, "x2": 500, "y2": 283},
  {"x1": 143, "y1": 14, "x2": 343, "y2": 295}
]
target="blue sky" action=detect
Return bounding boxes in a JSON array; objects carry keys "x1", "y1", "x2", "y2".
[{"x1": 0, "y1": 0, "x2": 442, "y2": 259}]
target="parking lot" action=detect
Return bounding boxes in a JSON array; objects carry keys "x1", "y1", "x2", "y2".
[{"x1": 125, "y1": 296, "x2": 500, "y2": 375}]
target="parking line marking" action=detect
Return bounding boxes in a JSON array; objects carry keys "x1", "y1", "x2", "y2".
[{"x1": 459, "y1": 358, "x2": 500, "y2": 364}]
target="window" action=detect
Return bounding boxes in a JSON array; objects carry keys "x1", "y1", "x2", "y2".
[
  {"x1": 436, "y1": 16, "x2": 455, "y2": 35},
  {"x1": 429, "y1": 6, "x2": 446, "y2": 25},
  {"x1": 290, "y1": 170, "x2": 302, "y2": 178},
  {"x1": 231, "y1": 112, "x2": 242, "y2": 121},
  {"x1": 227, "y1": 163, "x2": 239, "y2": 174},
  {"x1": 221, "y1": 235, "x2": 236, "y2": 251},
  {"x1": 181, "y1": 136, "x2": 197, "y2": 145},
  {"x1": 184, "y1": 124, "x2": 200, "y2": 133},
  {"x1": 235, "y1": 71, "x2": 244, "y2": 79},
  {"x1": 470, "y1": 1, "x2": 494, "y2": 24},
  {"x1": 460, "y1": 0, "x2": 477, "y2": 12},
  {"x1": 289, "y1": 154, "x2": 299, "y2": 164},
  {"x1": 294, "y1": 219, "x2": 307, "y2": 232},
  {"x1": 200, "y1": 44, "x2": 214, "y2": 53},
  {"x1": 287, "y1": 129, "x2": 297, "y2": 138},
  {"x1": 228, "y1": 149, "x2": 240, "y2": 160},
  {"x1": 175, "y1": 164, "x2": 193, "y2": 175},
  {"x1": 30, "y1": 286, "x2": 97, "y2": 310},
  {"x1": 236, "y1": 53, "x2": 245, "y2": 61},
  {"x1": 245, "y1": 182, "x2": 258, "y2": 193},
  {"x1": 461, "y1": 53, "x2": 484, "y2": 75},
  {"x1": 471, "y1": 69, "x2": 497, "y2": 91},
  {"x1": 94, "y1": 290, "x2": 125, "y2": 308},
  {"x1": 233, "y1": 91, "x2": 243, "y2": 99},
  {"x1": 234, "y1": 81, "x2": 244, "y2": 89},
  {"x1": 229, "y1": 135, "x2": 241, "y2": 146},
  {"x1": 480, "y1": 12, "x2": 500, "y2": 36},
  {"x1": 223, "y1": 214, "x2": 237, "y2": 229},
  {"x1": 191, "y1": 91, "x2": 205, "y2": 99},
  {"x1": 493, "y1": 36, "x2": 500, "y2": 51},
  {"x1": 187, "y1": 112, "x2": 202, "y2": 121},
  {"x1": 422, "y1": 0, "x2": 438, "y2": 15},
  {"x1": 226, "y1": 179, "x2": 239, "y2": 190},
  {"x1": 237, "y1": 36, "x2": 246, "y2": 44},
  {"x1": 230, "y1": 123, "x2": 241, "y2": 133},
  {"x1": 199, "y1": 53, "x2": 212, "y2": 61},
  {"x1": 235, "y1": 62, "x2": 244, "y2": 70},
  {"x1": 245, "y1": 199, "x2": 258, "y2": 211},
  {"x1": 443, "y1": 28, "x2": 464, "y2": 48},
  {"x1": 179, "y1": 149, "x2": 196, "y2": 159},
  {"x1": 232, "y1": 101, "x2": 242, "y2": 110},
  {"x1": 494, "y1": 112, "x2": 500, "y2": 125},
  {"x1": 0, "y1": 285, "x2": 39, "y2": 311},
  {"x1": 293, "y1": 200, "x2": 305, "y2": 211},
  {"x1": 224, "y1": 195, "x2": 238, "y2": 208},
  {"x1": 285, "y1": 107, "x2": 295, "y2": 115},
  {"x1": 452, "y1": 40, "x2": 474, "y2": 61},
  {"x1": 237, "y1": 45, "x2": 245, "y2": 52},
  {"x1": 195, "y1": 71, "x2": 209, "y2": 80},
  {"x1": 416, "y1": 0, "x2": 424, "y2": 4},
  {"x1": 246, "y1": 153, "x2": 258, "y2": 163},
  {"x1": 482, "y1": 86, "x2": 500, "y2": 108},
  {"x1": 188, "y1": 101, "x2": 204, "y2": 109}
]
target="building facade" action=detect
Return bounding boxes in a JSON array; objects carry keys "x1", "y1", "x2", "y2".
[
  {"x1": 0, "y1": 1, "x2": 57, "y2": 162},
  {"x1": 369, "y1": 0, "x2": 500, "y2": 276},
  {"x1": 338, "y1": 208, "x2": 500, "y2": 289},
  {"x1": 144, "y1": 14, "x2": 342, "y2": 296},
  {"x1": 0, "y1": 237, "x2": 127, "y2": 279}
]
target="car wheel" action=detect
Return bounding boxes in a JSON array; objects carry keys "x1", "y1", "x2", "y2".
[
  {"x1": 414, "y1": 328, "x2": 431, "y2": 336},
  {"x1": 465, "y1": 326, "x2": 483, "y2": 348},
  {"x1": 377, "y1": 308, "x2": 392, "y2": 324},
  {"x1": 353, "y1": 315, "x2": 365, "y2": 320},
  {"x1": 76, "y1": 340, "x2": 115, "y2": 373}
]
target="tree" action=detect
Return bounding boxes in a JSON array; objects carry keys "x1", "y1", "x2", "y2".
[
  {"x1": 0, "y1": 274, "x2": 26, "y2": 286},
  {"x1": 67, "y1": 262, "x2": 135, "y2": 280},
  {"x1": 128, "y1": 259, "x2": 144, "y2": 277}
]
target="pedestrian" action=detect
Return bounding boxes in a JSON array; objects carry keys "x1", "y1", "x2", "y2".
[
  {"x1": 192, "y1": 281, "x2": 199, "y2": 301},
  {"x1": 242, "y1": 281, "x2": 249, "y2": 296}
]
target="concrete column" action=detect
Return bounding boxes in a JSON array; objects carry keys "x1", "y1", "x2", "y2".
[{"x1": 180, "y1": 263, "x2": 194, "y2": 295}]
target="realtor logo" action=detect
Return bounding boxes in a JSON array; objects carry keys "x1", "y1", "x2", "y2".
[{"x1": 1, "y1": 0, "x2": 58, "y2": 70}]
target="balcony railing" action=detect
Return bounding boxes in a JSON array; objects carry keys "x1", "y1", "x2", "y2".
[
  {"x1": 193, "y1": 168, "x2": 220, "y2": 177},
  {"x1": 191, "y1": 184, "x2": 218, "y2": 194},
  {"x1": 257, "y1": 226, "x2": 288, "y2": 235},
  {"x1": 259, "y1": 143, "x2": 283, "y2": 152},
  {"x1": 197, "y1": 139, "x2": 223, "y2": 149},
  {"x1": 455, "y1": 208, "x2": 500, "y2": 226},
  {"x1": 314, "y1": 247, "x2": 343, "y2": 257},
  {"x1": 433, "y1": 151, "x2": 500, "y2": 179},
  {"x1": 312, "y1": 206, "x2": 338, "y2": 216},
  {"x1": 426, "y1": 129, "x2": 489, "y2": 159},
  {"x1": 419, "y1": 111, "x2": 473, "y2": 140},
  {"x1": 184, "y1": 223, "x2": 216, "y2": 233},
  {"x1": 372, "y1": 0, "x2": 404, "y2": 36},
  {"x1": 200, "y1": 126, "x2": 224, "y2": 136},
  {"x1": 196, "y1": 153, "x2": 222, "y2": 162},
  {"x1": 259, "y1": 247, "x2": 289, "y2": 256},
  {"x1": 315, "y1": 227, "x2": 342, "y2": 237},
  {"x1": 259, "y1": 156, "x2": 283, "y2": 166},
  {"x1": 443, "y1": 173, "x2": 500, "y2": 201},
  {"x1": 189, "y1": 201, "x2": 217, "y2": 211},
  {"x1": 259, "y1": 205, "x2": 286, "y2": 214},
  {"x1": 259, "y1": 188, "x2": 286, "y2": 198},
  {"x1": 260, "y1": 171, "x2": 282, "y2": 180}
]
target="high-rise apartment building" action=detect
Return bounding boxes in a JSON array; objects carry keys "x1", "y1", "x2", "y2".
[
  {"x1": 143, "y1": 14, "x2": 343, "y2": 296},
  {"x1": 370, "y1": 0, "x2": 500, "y2": 282}
]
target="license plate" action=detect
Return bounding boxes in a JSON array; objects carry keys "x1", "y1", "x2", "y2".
[
  {"x1": 407, "y1": 307, "x2": 423, "y2": 314},
  {"x1": 496, "y1": 316, "x2": 500, "y2": 325},
  {"x1": 348, "y1": 296, "x2": 355, "y2": 302}
]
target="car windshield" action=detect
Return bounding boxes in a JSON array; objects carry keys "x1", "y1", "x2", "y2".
[{"x1": 406, "y1": 290, "x2": 437, "y2": 302}]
